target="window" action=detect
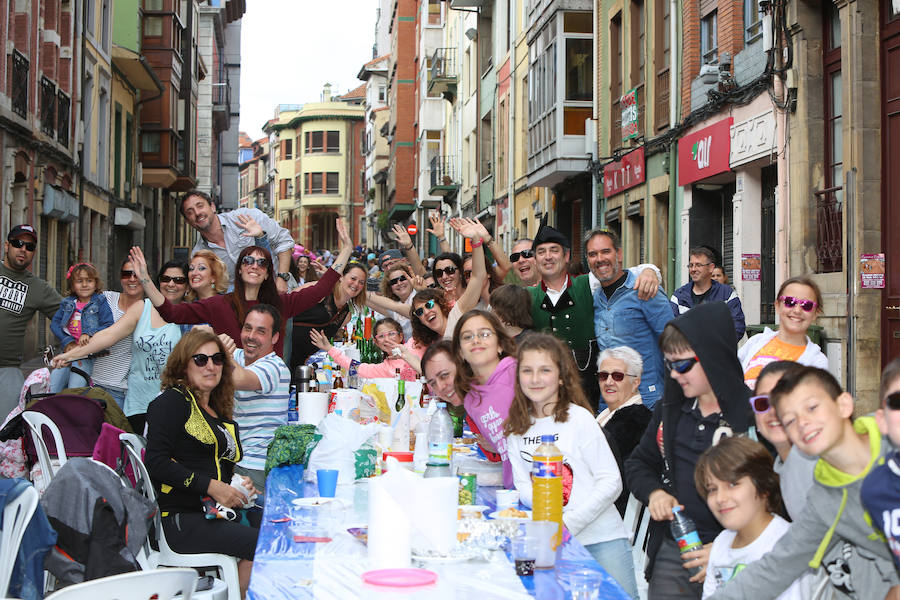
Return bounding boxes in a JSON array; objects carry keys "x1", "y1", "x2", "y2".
[
  {"x1": 610, "y1": 12, "x2": 623, "y2": 144},
  {"x1": 144, "y1": 17, "x2": 163, "y2": 37},
  {"x1": 305, "y1": 130, "x2": 340, "y2": 153},
  {"x1": 701, "y1": 11, "x2": 718, "y2": 64},
  {"x1": 427, "y1": 0, "x2": 442, "y2": 25},
  {"x1": 141, "y1": 132, "x2": 161, "y2": 154},
  {"x1": 326, "y1": 131, "x2": 339, "y2": 151},
  {"x1": 114, "y1": 104, "x2": 122, "y2": 196},
  {"x1": 284, "y1": 138, "x2": 292, "y2": 160},
  {"x1": 144, "y1": 0, "x2": 163, "y2": 9},
  {"x1": 745, "y1": 0, "x2": 762, "y2": 41},
  {"x1": 630, "y1": 0, "x2": 645, "y2": 86},
  {"x1": 654, "y1": 0, "x2": 671, "y2": 130},
  {"x1": 378, "y1": 84, "x2": 386, "y2": 102},
  {"x1": 565, "y1": 39, "x2": 592, "y2": 101},
  {"x1": 326, "y1": 172, "x2": 339, "y2": 194},
  {"x1": 817, "y1": 3, "x2": 842, "y2": 273}
]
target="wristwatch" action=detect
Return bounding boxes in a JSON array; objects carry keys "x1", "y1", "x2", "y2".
[{"x1": 277, "y1": 272, "x2": 290, "y2": 282}]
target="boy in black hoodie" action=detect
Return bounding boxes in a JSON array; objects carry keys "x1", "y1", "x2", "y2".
[{"x1": 625, "y1": 302, "x2": 752, "y2": 599}]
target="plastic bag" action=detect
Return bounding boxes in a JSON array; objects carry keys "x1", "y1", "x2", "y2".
[{"x1": 305, "y1": 414, "x2": 380, "y2": 484}]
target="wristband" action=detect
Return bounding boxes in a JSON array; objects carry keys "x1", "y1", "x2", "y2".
[
  {"x1": 402, "y1": 243, "x2": 413, "y2": 251},
  {"x1": 471, "y1": 239, "x2": 484, "y2": 249}
]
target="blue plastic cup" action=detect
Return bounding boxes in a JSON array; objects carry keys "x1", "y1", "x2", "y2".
[{"x1": 317, "y1": 469, "x2": 339, "y2": 498}]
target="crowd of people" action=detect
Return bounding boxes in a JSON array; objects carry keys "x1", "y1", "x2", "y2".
[{"x1": 1, "y1": 188, "x2": 899, "y2": 600}]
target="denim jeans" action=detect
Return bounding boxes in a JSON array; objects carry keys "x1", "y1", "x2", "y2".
[
  {"x1": 583, "y1": 536, "x2": 640, "y2": 600},
  {"x1": 99, "y1": 384, "x2": 126, "y2": 411},
  {"x1": 49, "y1": 357, "x2": 94, "y2": 393}
]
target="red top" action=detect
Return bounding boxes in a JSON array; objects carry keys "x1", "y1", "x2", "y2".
[{"x1": 156, "y1": 268, "x2": 340, "y2": 357}]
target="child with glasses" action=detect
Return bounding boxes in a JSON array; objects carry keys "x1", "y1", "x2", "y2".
[
  {"x1": 625, "y1": 302, "x2": 752, "y2": 599},
  {"x1": 309, "y1": 317, "x2": 423, "y2": 380},
  {"x1": 738, "y1": 276, "x2": 828, "y2": 390},
  {"x1": 707, "y1": 366, "x2": 900, "y2": 599},
  {"x1": 49, "y1": 262, "x2": 115, "y2": 392}
]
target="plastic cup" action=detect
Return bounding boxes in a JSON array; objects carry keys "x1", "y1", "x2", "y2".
[
  {"x1": 317, "y1": 469, "x2": 339, "y2": 498},
  {"x1": 568, "y1": 569, "x2": 601, "y2": 600},
  {"x1": 495, "y1": 489, "x2": 520, "y2": 510},
  {"x1": 512, "y1": 535, "x2": 538, "y2": 576},
  {"x1": 524, "y1": 520, "x2": 558, "y2": 568}
]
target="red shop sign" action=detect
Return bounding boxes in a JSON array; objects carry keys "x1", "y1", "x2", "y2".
[
  {"x1": 677, "y1": 117, "x2": 733, "y2": 186},
  {"x1": 603, "y1": 147, "x2": 645, "y2": 197}
]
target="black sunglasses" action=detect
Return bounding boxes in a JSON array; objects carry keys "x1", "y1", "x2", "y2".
[
  {"x1": 241, "y1": 256, "x2": 270, "y2": 268},
  {"x1": 665, "y1": 356, "x2": 700, "y2": 374},
  {"x1": 121, "y1": 270, "x2": 138, "y2": 279},
  {"x1": 886, "y1": 392, "x2": 900, "y2": 411},
  {"x1": 750, "y1": 394, "x2": 771, "y2": 413},
  {"x1": 160, "y1": 275, "x2": 187, "y2": 284},
  {"x1": 191, "y1": 352, "x2": 225, "y2": 367},
  {"x1": 389, "y1": 275, "x2": 408, "y2": 286},
  {"x1": 598, "y1": 371, "x2": 630, "y2": 382},
  {"x1": 9, "y1": 238, "x2": 36, "y2": 251},
  {"x1": 413, "y1": 299, "x2": 436, "y2": 317},
  {"x1": 434, "y1": 266, "x2": 458, "y2": 278},
  {"x1": 509, "y1": 249, "x2": 534, "y2": 263},
  {"x1": 463, "y1": 270, "x2": 472, "y2": 281}
]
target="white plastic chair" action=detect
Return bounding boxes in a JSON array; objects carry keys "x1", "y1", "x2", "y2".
[
  {"x1": 0, "y1": 484, "x2": 39, "y2": 598},
  {"x1": 21, "y1": 411, "x2": 68, "y2": 489},
  {"x1": 44, "y1": 568, "x2": 198, "y2": 600},
  {"x1": 120, "y1": 439, "x2": 241, "y2": 600}
]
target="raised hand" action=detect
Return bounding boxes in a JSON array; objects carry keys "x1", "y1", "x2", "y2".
[
  {"x1": 218, "y1": 334, "x2": 237, "y2": 356},
  {"x1": 128, "y1": 246, "x2": 151, "y2": 282},
  {"x1": 336, "y1": 217, "x2": 352, "y2": 250},
  {"x1": 411, "y1": 274, "x2": 427, "y2": 292},
  {"x1": 426, "y1": 213, "x2": 445, "y2": 239},
  {"x1": 472, "y1": 217, "x2": 492, "y2": 243},
  {"x1": 310, "y1": 258, "x2": 327, "y2": 276},
  {"x1": 391, "y1": 223, "x2": 412, "y2": 247},
  {"x1": 309, "y1": 329, "x2": 333, "y2": 351},
  {"x1": 448, "y1": 217, "x2": 480, "y2": 240},
  {"x1": 236, "y1": 213, "x2": 264, "y2": 238}
]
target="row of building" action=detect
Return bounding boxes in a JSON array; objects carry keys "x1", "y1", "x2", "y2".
[
  {"x1": 2, "y1": 0, "x2": 246, "y2": 360},
  {"x1": 241, "y1": 0, "x2": 899, "y2": 406}
]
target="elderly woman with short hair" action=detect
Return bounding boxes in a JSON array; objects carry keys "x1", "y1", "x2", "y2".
[{"x1": 596, "y1": 346, "x2": 652, "y2": 461}]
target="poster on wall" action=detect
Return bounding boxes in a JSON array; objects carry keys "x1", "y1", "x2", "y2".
[
  {"x1": 860, "y1": 253, "x2": 886, "y2": 289},
  {"x1": 741, "y1": 254, "x2": 761, "y2": 281}
]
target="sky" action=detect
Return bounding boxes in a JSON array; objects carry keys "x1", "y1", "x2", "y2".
[{"x1": 238, "y1": 0, "x2": 378, "y2": 141}]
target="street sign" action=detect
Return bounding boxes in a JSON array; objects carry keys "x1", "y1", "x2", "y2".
[
  {"x1": 603, "y1": 147, "x2": 645, "y2": 197},
  {"x1": 621, "y1": 88, "x2": 640, "y2": 142},
  {"x1": 407, "y1": 223, "x2": 418, "y2": 235}
]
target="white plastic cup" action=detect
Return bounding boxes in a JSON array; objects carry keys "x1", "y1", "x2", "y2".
[{"x1": 495, "y1": 489, "x2": 520, "y2": 510}]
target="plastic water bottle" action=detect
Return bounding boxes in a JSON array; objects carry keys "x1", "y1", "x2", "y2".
[
  {"x1": 670, "y1": 506, "x2": 704, "y2": 576},
  {"x1": 348, "y1": 360, "x2": 360, "y2": 389},
  {"x1": 428, "y1": 402, "x2": 453, "y2": 466},
  {"x1": 287, "y1": 383, "x2": 299, "y2": 423},
  {"x1": 532, "y1": 434, "x2": 564, "y2": 548}
]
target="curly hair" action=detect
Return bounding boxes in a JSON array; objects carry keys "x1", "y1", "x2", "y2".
[
  {"x1": 229, "y1": 246, "x2": 281, "y2": 328},
  {"x1": 504, "y1": 333, "x2": 591, "y2": 436},
  {"x1": 410, "y1": 288, "x2": 452, "y2": 347},
  {"x1": 161, "y1": 329, "x2": 235, "y2": 421},
  {"x1": 694, "y1": 436, "x2": 784, "y2": 515},
  {"x1": 452, "y1": 309, "x2": 518, "y2": 403},
  {"x1": 379, "y1": 264, "x2": 415, "y2": 301},
  {"x1": 185, "y1": 250, "x2": 228, "y2": 301}
]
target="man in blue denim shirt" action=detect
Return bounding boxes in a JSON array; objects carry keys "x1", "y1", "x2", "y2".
[{"x1": 588, "y1": 228, "x2": 672, "y2": 408}]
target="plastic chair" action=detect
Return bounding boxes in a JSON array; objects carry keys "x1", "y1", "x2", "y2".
[
  {"x1": 44, "y1": 568, "x2": 198, "y2": 600},
  {"x1": 119, "y1": 440, "x2": 241, "y2": 600},
  {"x1": 623, "y1": 494, "x2": 652, "y2": 582},
  {"x1": 0, "y1": 484, "x2": 39, "y2": 598},
  {"x1": 21, "y1": 411, "x2": 68, "y2": 489}
]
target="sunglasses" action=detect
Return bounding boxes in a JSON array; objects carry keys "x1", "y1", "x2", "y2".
[
  {"x1": 389, "y1": 275, "x2": 408, "y2": 286},
  {"x1": 9, "y1": 238, "x2": 36, "y2": 251},
  {"x1": 241, "y1": 256, "x2": 270, "y2": 268},
  {"x1": 413, "y1": 299, "x2": 436, "y2": 317},
  {"x1": 750, "y1": 394, "x2": 771, "y2": 413},
  {"x1": 463, "y1": 270, "x2": 472, "y2": 281},
  {"x1": 191, "y1": 352, "x2": 225, "y2": 367},
  {"x1": 778, "y1": 295, "x2": 818, "y2": 312},
  {"x1": 665, "y1": 356, "x2": 700, "y2": 374},
  {"x1": 427, "y1": 283, "x2": 437, "y2": 288},
  {"x1": 434, "y1": 265, "x2": 458, "y2": 278},
  {"x1": 160, "y1": 275, "x2": 187, "y2": 284},
  {"x1": 121, "y1": 270, "x2": 138, "y2": 279},
  {"x1": 509, "y1": 249, "x2": 534, "y2": 263},
  {"x1": 885, "y1": 392, "x2": 900, "y2": 411},
  {"x1": 598, "y1": 371, "x2": 631, "y2": 382}
]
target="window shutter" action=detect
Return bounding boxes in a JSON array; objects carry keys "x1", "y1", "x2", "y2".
[{"x1": 280, "y1": 178, "x2": 287, "y2": 198}]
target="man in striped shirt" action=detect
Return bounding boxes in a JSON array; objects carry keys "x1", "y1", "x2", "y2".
[{"x1": 228, "y1": 304, "x2": 290, "y2": 494}]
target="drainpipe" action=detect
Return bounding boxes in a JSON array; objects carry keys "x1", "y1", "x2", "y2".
[
  {"x1": 506, "y1": 0, "x2": 515, "y2": 252},
  {"x1": 76, "y1": 0, "x2": 85, "y2": 263},
  {"x1": 666, "y1": 0, "x2": 679, "y2": 294}
]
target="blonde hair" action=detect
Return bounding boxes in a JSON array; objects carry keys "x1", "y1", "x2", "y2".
[{"x1": 185, "y1": 250, "x2": 228, "y2": 301}]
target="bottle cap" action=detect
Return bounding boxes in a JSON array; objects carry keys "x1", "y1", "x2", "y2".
[
  {"x1": 540, "y1": 434, "x2": 555, "y2": 443},
  {"x1": 672, "y1": 506, "x2": 682, "y2": 514},
  {"x1": 436, "y1": 401, "x2": 446, "y2": 408}
]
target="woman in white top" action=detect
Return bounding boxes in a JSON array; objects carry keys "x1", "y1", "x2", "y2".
[{"x1": 373, "y1": 263, "x2": 418, "y2": 340}]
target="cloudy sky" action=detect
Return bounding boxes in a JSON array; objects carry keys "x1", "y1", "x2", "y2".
[{"x1": 239, "y1": 0, "x2": 378, "y2": 141}]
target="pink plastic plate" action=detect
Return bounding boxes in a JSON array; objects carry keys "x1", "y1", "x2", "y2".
[{"x1": 361, "y1": 568, "x2": 438, "y2": 587}]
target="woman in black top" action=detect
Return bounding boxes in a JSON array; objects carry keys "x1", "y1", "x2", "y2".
[{"x1": 145, "y1": 329, "x2": 260, "y2": 597}]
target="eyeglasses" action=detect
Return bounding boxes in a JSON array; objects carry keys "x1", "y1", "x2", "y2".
[
  {"x1": 9, "y1": 239, "x2": 36, "y2": 251},
  {"x1": 509, "y1": 249, "x2": 534, "y2": 263},
  {"x1": 686, "y1": 262, "x2": 713, "y2": 269},
  {"x1": 389, "y1": 275, "x2": 408, "y2": 286},
  {"x1": 665, "y1": 356, "x2": 700, "y2": 374},
  {"x1": 120, "y1": 270, "x2": 138, "y2": 279},
  {"x1": 434, "y1": 266, "x2": 458, "y2": 278},
  {"x1": 598, "y1": 371, "x2": 633, "y2": 382},
  {"x1": 750, "y1": 394, "x2": 771, "y2": 413},
  {"x1": 413, "y1": 299, "x2": 436, "y2": 317},
  {"x1": 160, "y1": 275, "x2": 187, "y2": 284},
  {"x1": 463, "y1": 270, "x2": 472, "y2": 281},
  {"x1": 191, "y1": 352, "x2": 225, "y2": 367},
  {"x1": 375, "y1": 330, "x2": 401, "y2": 340},
  {"x1": 778, "y1": 295, "x2": 818, "y2": 312},
  {"x1": 885, "y1": 392, "x2": 900, "y2": 411},
  {"x1": 460, "y1": 329, "x2": 495, "y2": 344},
  {"x1": 241, "y1": 256, "x2": 270, "y2": 268}
]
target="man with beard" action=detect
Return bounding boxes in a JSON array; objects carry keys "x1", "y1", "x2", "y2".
[{"x1": 587, "y1": 228, "x2": 672, "y2": 408}]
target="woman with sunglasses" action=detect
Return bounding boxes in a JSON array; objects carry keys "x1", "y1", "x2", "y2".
[
  {"x1": 144, "y1": 329, "x2": 261, "y2": 598},
  {"x1": 596, "y1": 346, "x2": 652, "y2": 462},
  {"x1": 52, "y1": 260, "x2": 190, "y2": 432},
  {"x1": 738, "y1": 276, "x2": 828, "y2": 390},
  {"x1": 130, "y1": 219, "x2": 353, "y2": 363},
  {"x1": 186, "y1": 250, "x2": 228, "y2": 301},
  {"x1": 375, "y1": 264, "x2": 418, "y2": 339},
  {"x1": 309, "y1": 317, "x2": 423, "y2": 380}
]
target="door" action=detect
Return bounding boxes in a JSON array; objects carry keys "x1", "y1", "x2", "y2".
[
  {"x1": 882, "y1": 1, "x2": 900, "y2": 365},
  {"x1": 760, "y1": 166, "x2": 777, "y2": 323}
]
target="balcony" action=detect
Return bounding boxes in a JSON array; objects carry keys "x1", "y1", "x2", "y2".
[
  {"x1": 428, "y1": 48, "x2": 458, "y2": 102},
  {"x1": 814, "y1": 186, "x2": 843, "y2": 273},
  {"x1": 12, "y1": 50, "x2": 28, "y2": 118},
  {"x1": 428, "y1": 156, "x2": 459, "y2": 198},
  {"x1": 211, "y1": 81, "x2": 230, "y2": 132},
  {"x1": 56, "y1": 91, "x2": 70, "y2": 148},
  {"x1": 40, "y1": 77, "x2": 56, "y2": 137}
]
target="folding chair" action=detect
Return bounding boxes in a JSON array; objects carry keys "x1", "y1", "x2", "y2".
[
  {"x1": 44, "y1": 568, "x2": 198, "y2": 600},
  {"x1": 0, "y1": 484, "x2": 39, "y2": 597}
]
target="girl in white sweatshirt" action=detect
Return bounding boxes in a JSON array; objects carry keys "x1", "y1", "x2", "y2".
[{"x1": 504, "y1": 333, "x2": 637, "y2": 599}]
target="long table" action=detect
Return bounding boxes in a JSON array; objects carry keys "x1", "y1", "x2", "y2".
[{"x1": 247, "y1": 464, "x2": 631, "y2": 599}]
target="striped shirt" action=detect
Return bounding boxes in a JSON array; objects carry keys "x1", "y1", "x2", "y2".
[
  {"x1": 232, "y1": 349, "x2": 290, "y2": 471},
  {"x1": 91, "y1": 291, "x2": 133, "y2": 390}
]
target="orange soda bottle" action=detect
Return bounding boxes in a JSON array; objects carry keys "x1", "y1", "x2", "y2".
[{"x1": 532, "y1": 434, "x2": 564, "y2": 548}]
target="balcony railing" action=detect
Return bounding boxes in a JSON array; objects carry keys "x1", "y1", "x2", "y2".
[
  {"x1": 429, "y1": 155, "x2": 459, "y2": 197},
  {"x1": 12, "y1": 50, "x2": 28, "y2": 118},
  {"x1": 429, "y1": 48, "x2": 458, "y2": 102},
  {"x1": 655, "y1": 68, "x2": 670, "y2": 131},
  {"x1": 40, "y1": 77, "x2": 56, "y2": 137},
  {"x1": 56, "y1": 91, "x2": 70, "y2": 148},
  {"x1": 814, "y1": 186, "x2": 843, "y2": 273}
]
